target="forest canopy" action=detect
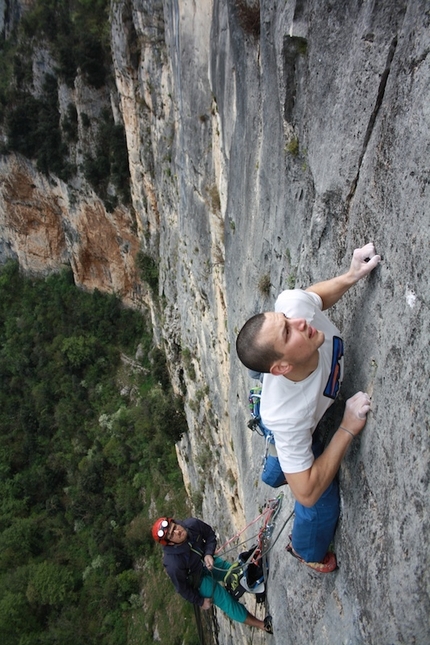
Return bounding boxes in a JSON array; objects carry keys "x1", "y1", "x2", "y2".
[{"x1": 0, "y1": 261, "x2": 197, "y2": 645}]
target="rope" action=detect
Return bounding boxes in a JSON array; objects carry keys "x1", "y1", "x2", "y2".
[
  {"x1": 215, "y1": 495, "x2": 283, "y2": 554},
  {"x1": 215, "y1": 505, "x2": 274, "y2": 555},
  {"x1": 193, "y1": 603, "x2": 206, "y2": 645},
  {"x1": 201, "y1": 504, "x2": 293, "y2": 584},
  {"x1": 263, "y1": 509, "x2": 294, "y2": 557},
  {"x1": 212, "y1": 530, "x2": 261, "y2": 561},
  {"x1": 261, "y1": 508, "x2": 294, "y2": 616},
  {"x1": 211, "y1": 496, "x2": 292, "y2": 591},
  {"x1": 248, "y1": 495, "x2": 284, "y2": 565},
  {"x1": 193, "y1": 599, "x2": 218, "y2": 645}
]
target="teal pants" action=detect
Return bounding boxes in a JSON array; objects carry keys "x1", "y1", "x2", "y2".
[{"x1": 198, "y1": 556, "x2": 248, "y2": 623}]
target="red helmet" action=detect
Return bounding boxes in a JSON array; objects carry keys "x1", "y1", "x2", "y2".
[{"x1": 152, "y1": 517, "x2": 173, "y2": 545}]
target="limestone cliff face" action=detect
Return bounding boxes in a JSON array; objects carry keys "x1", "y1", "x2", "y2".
[
  {"x1": 0, "y1": 154, "x2": 142, "y2": 306},
  {"x1": 1, "y1": 1, "x2": 430, "y2": 643}
]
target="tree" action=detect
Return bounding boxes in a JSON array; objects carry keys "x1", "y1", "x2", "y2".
[{"x1": 26, "y1": 560, "x2": 75, "y2": 607}]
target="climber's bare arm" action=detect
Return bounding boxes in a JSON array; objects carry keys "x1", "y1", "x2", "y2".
[
  {"x1": 285, "y1": 392, "x2": 371, "y2": 507},
  {"x1": 306, "y1": 243, "x2": 381, "y2": 310}
]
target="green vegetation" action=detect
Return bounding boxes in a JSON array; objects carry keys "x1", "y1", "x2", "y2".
[
  {"x1": 0, "y1": 261, "x2": 197, "y2": 645},
  {"x1": 136, "y1": 251, "x2": 159, "y2": 295},
  {"x1": 286, "y1": 137, "x2": 300, "y2": 156},
  {"x1": 21, "y1": 0, "x2": 111, "y2": 89},
  {"x1": 83, "y1": 108, "x2": 132, "y2": 210},
  {"x1": 181, "y1": 347, "x2": 197, "y2": 382},
  {"x1": 284, "y1": 247, "x2": 297, "y2": 288},
  {"x1": 295, "y1": 37, "x2": 308, "y2": 56},
  {"x1": 287, "y1": 271, "x2": 297, "y2": 289},
  {"x1": 0, "y1": 0, "x2": 131, "y2": 208},
  {"x1": 234, "y1": 0, "x2": 261, "y2": 38},
  {"x1": 4, "y1": 72, "x2": 74, "y2": 180},
  {"x1": 207, "y1": 183, "x2": 221, "y2": 213},
  {"x1": 63, "y1": 103, "x2": 79, "y2": 143},
  {"x1": 258, "y1": 273, "x2": 271, "y2": 296}
]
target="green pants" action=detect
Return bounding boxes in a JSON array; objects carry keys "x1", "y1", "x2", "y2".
[{"x1": 198, "y1": 556, "x2": 248, "y2": 623}]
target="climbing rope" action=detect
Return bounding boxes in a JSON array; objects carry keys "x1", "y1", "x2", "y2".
[
  {"x1": 215, "y1": 503, "x2": 276, "y2": 555},
  {"x1": 193, "y1": 603, "x2": 206, "y2": 645},
  {"x1": 194, "y1": 602, "x2": 217, "y2": 645},
  {"x1": 213, "y1": 495, "x2": 293, "y2": 596}
]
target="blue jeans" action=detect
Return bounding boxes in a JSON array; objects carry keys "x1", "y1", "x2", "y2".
[
  {"x1": 198, "y1": 556, "x2": 248, "y2": 623},
  {"x1": 291, "y1": 440, "x2": 340, "y2": 562}
]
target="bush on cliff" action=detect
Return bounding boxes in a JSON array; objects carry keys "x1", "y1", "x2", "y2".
[{"x1": 0, "y1": 0, "x2": 131, "y2": 206}]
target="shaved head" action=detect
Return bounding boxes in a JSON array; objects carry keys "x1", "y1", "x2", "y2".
[{"x1": 236, "y1": 313, "x2": 282, "y2": 373}]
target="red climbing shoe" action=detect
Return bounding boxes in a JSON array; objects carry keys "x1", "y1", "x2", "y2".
[{"x1": 286, "y1": 543, "x2": 337, "y2": 573}]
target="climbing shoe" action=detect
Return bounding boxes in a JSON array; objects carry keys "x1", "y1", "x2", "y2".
[
  {"x1": 264, "y1": 615, "x2": 273, "y2": 634},
  {"x1": 286, "y1": 542, "x2": 337, "y2": 573}
]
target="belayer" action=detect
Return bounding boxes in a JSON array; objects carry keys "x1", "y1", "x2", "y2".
[
  {"x1": 152, "y1": 516, "x2": 273, "y2": 633},
  {"x1": 236, "y1": 243, "x2": 381, "y2": 572}
]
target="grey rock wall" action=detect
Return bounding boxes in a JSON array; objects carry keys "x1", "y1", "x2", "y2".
[{"x1": 141, "y1": 1, "x2": 429, "y2": 643}]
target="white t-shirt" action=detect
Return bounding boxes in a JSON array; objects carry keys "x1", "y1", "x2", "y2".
[{"x1": 260, "y1": 290, "x2": 344, "y2": 474}]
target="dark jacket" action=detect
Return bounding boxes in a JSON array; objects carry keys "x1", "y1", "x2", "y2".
[{"x1": 162, "y1": 517, "x2": 217, "y2": 606}]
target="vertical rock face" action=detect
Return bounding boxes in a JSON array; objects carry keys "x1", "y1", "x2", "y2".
[
  {"x1": 128, "y1": 1, "x2": 429, "y2": 643},
  {"x1": 1, "y1": 0, "x2": 429, "y2": 643},
  {"x1": 0, "y1": 154, "x2": 142, "y2": 306}
]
